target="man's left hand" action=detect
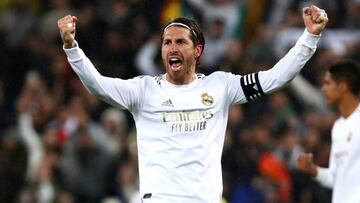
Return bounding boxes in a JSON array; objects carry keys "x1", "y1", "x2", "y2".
[{"x1": 303, "y1": 5, "x2": 328, "y2": 35}]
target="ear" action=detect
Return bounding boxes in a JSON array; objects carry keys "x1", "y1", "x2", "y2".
[
  {"x1": 194, "y1": 44, "x2": 203, "y2": 59},
  {"x1": 338, "y1": 81, "x2": 348, "y2": 93}
]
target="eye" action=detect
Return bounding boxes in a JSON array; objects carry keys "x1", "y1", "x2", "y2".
[
  {"x1": 163, "y1": 40, "x2": 171, "y2": 46},
  {"x1": 176, "y1": 39, "x2": 186, "y2": 45}
]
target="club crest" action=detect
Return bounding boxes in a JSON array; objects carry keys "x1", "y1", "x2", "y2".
[{"x1": 201, "y1": 93, "x2": 214, "y2": 106}]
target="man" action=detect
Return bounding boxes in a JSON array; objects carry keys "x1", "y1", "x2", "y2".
[
  {"x1": 297, "y1": 60, "x2": 360, "y2": 203},
  {"x1": 58, "y1": 5, "x2": 327, "y2": 203}
]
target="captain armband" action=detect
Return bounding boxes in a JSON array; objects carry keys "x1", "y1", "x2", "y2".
[{"x1": 240, "y1": 72, "x2": 265, "y2": 102}]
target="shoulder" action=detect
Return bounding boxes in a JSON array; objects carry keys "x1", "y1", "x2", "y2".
[
  {"x1": 134, "y1": 74, "x2": 168, "y2": 87},
  {"x1": 205, "y1": 71, "x2": 237, "y2": 80},
  {"x1": 355, "y1": 105, "x2": 360, "y2": 116},
  {"x1": 132, "y1": 75, "x2": 161, "y2": 82},
  {"x1": 350, "y1": 105, "x2": 360, "y2": 126},
  {"x1": 331, "y1": 117, "x2": 344, "y2": 136},
  {"x1": 125, "y1": 75, "x2": 160, "y2": 90}
]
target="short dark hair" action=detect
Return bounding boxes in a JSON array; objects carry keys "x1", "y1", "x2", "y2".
[
  {"x1": 161, "y1": 17, "x2": 205, "y2": 58},
  {"x1": 328, "y1": 59, "x2": 360, "y2": 95}
]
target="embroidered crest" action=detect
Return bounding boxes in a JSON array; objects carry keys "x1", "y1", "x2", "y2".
[{"x1": 201, "y1": 93, "x2": 213, "y2": 106}]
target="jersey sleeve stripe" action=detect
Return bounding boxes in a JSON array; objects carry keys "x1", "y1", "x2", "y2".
[{"x1": 240, "y1": 72, "x2": 265, "y2": 102}]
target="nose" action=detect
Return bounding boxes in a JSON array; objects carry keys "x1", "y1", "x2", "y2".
[
  {"x1": 169, "y1": 47, "x2": 179, "y2": 55},
  {"x1": 321, "y1": 84, "x2": 326, "y2": 93}
]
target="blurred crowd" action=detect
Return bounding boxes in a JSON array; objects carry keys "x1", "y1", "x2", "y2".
[{"x1": 0, "y1": 0, "x2": 359, "y2": 203}]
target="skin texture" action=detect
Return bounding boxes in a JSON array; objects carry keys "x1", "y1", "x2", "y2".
[
  {"x1": 161, "y1": 26, "x2": 202, "y2": 85},
  {"x1": 303, "y1": 5, "x2": 328, "y2": 35},
  {"x1": 57, "y1": 15, "x2": 77, "y2": 49},
  {"x1": 321, "y1": 71, "x2": 343, "y2": 105}
]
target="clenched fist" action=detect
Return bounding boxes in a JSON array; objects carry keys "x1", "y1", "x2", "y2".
[
  {"x1": 57, "y1": 15, "x2": 78, "y2": 48},
  {"x1": 303, "y1": 5, "x2": 328, "y2": 35},
  {"x1": 296, "y1": 153, "x2": 318, "y2": 177}
]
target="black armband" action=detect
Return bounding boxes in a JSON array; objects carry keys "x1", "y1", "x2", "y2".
[{"x1": 240, "y1": 72, "x2": 265, "y2": 102}]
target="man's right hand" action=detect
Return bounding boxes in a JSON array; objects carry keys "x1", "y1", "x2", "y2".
[
  {"x1": 297, "y1": 153, "x2": 318, "y2": 177},
  {"x1": 57, "y1": 15, "x2": 78, "y2": 48}
]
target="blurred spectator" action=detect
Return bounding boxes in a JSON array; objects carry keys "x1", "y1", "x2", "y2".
[
  {"x1": 0, "y1": 79, "x2": 12, "y2": 129},
  {"x1": 111, "y1": 158, "x2": 139, "y2": 203},
  {"x1": 0, "y1": 0, "x2": 36, "y2": 49},
  {"x1": 201, "y1": 18, "x2": 230, "y2": 72},
  {"x1": 99, "y1": 107, "x2": 129, "y2": 157},
  {"x1": 39, "y1": 0, "x2": 74, "y2": 42},
  {"x1": 59, "y1": 123, "x2": 112, "y2": 202},
  {"x1": 345, "y1": 0, "x2": 360, "y2": 28},
  {"x1": 135, "y1": 35, "x2": 163, "y2": 76},
  {"x1": 0, "y1": 131, "x2": 28, "y2": 203},
  {"x1": 75, "y1": 3, "x2": 106, "y2": 58},
  {"x1": 218, "y1": 38, "x2": 245, "y2": 73},
  {"x1": 186, "y1": 0, "x2": 245, "y2": 38}
]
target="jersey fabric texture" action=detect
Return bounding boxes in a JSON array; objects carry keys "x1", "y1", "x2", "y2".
[
  {"x1": 316, "y1": 104, "x2": 360, "y2": 203},
  {"x1": 64, "y1": 29, "x2": 319, "y2": 203}
]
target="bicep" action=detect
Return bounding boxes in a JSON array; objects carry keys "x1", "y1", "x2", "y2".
[
  {"x1": 67, "y1": 48, "x2": 143, "y2": 111},
  {"x1": 229, "y1": 72, "x2": 266, "y2": 104},
  {"x1": 87, "y1": 76, "x2": 142, "y2": 111}
]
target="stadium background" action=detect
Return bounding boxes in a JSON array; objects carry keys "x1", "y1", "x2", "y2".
[{"x1": 0, "y1": 0, "x2": 359, "y2": 202}]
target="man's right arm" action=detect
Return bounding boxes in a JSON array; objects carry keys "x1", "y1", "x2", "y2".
[
  {"x1": 58, "y1": 15, "x2": 141, "y2": 111},
  {"x1": 297, "y1": 152, "x2": 336, "y2": 188}
]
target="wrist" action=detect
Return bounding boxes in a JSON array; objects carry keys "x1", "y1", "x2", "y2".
[
  {"x1": 64, "y1": 41, "x2": 76, "y2": 49},
  {"x1": 310, "y1": 165, "x2": 318, "y2": 177},
  {"x1": 306, "y1": 28, "x2": 321, "y2": 36}
]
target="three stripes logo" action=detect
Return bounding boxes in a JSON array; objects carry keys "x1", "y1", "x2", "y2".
[
  {"x1": 240, "y1": 73, "x2": 265, "y2": 102},
  {"x1": 162, "y1": 99, "x2": 174, "y2": 107}
]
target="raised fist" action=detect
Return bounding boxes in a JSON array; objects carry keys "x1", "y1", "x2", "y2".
[
  {"x1": 303, "y1": 5, "x2": 328, "y2": 35},
  {"x1": 57, "y1": 15, "x2": 78, "y2": 48}
]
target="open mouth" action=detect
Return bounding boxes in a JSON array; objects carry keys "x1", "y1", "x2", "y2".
[{"x1": 169, "y1": 57, "x2": 183, "y2": 71}]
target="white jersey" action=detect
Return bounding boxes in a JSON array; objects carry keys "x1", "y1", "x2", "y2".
[
  {"x1": 64, "y1": 29, "x2": 319, "y2": 203},
  {"x1": 316, "y1": 104, "x2": 360, "y2": 203}
]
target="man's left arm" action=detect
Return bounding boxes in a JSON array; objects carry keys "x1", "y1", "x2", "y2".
[
  {"x1": 228, "y1": 5, "x2": 328, "y2": 104},
  {"x1": 255, "y1": 5, "x2": 328, "y2": 96}
]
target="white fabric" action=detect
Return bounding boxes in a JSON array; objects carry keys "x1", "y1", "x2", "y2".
[
  {"x1": 316, "y1": 104, "x2": 360, "y2": 203},
  {"x1": 18, "y1": 112, "x2": 44, "y2": 182},
  {"x1": 64, "y1": 29, "x2": 319, "y2": 203}
]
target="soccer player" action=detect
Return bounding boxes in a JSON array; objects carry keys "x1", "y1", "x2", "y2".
[
  {"x1": 297, "y1": 60, "x2": 360, "y2": 203},
  {"x1": 58, "y1": 5, "x2": 328, "y2": 203}
]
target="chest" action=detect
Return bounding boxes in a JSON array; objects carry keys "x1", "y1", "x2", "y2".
[
  {"x1": 143, "y1": 84, "x2": 226, "y2": 113},
  {"x1": 136, "y1": 83, "x2": 228, "y2": 136},
  {"x1": 332, "y1": 118, "x2": 360, "y2": 166}
]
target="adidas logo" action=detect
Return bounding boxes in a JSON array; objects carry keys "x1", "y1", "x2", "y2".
[
  {"x1": 162, "y1": 99, "x2": 174, "y2": 107},
  {"x1": 253, "y1": 84, "x2": 258, "y2": 91}
]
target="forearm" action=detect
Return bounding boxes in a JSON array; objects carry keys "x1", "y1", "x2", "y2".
[
  {"x1": 259, "y1": 29, "x2": 320, "y2": 94},
  {"x1": 64, "y1": 42, "x2": 108, "y2": 97},
  {"x1": 315, "y1": 166, "x2": 335, "y2": 188},
  {"x1": 63, "y1": 42, "x2": 140, "y2": 110}
]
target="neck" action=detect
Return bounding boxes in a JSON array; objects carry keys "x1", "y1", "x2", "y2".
[
  {"x1": 165, "y1": 63, "x2": 197, "y2": 85},
  {"x1": 338, "y1": 94, "x2": 359, "y2": 118},
  {"x1": 166, "y1": 72, "x2": 196, "y2": 85}
]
